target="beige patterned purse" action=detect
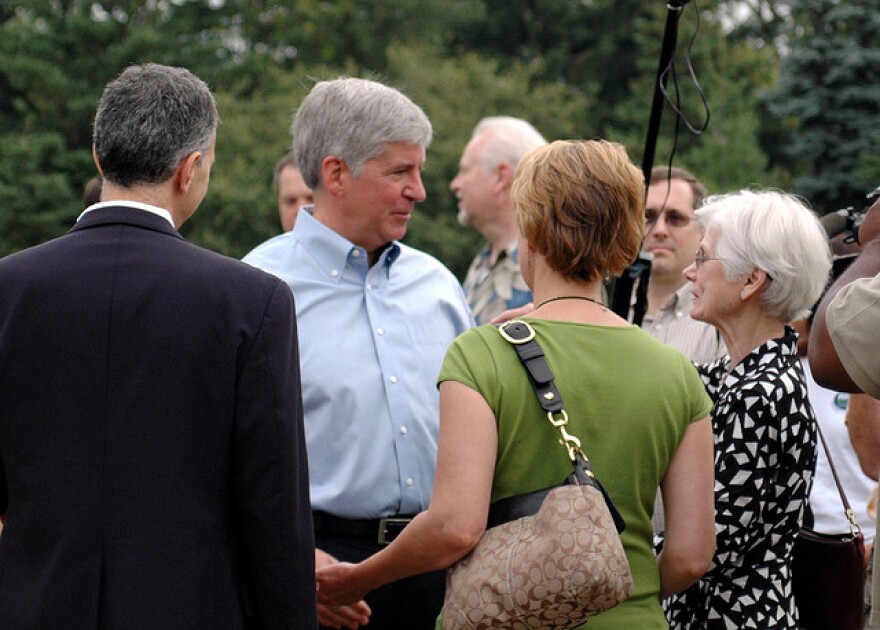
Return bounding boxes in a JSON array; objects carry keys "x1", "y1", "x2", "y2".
[{"x1": 442, "y1": 320, "x2": 634, "y2": 629}]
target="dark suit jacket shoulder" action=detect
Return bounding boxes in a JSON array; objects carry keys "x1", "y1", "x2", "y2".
[{"x1": 0, "y1": 206, "x2": 315, "y2": 629}]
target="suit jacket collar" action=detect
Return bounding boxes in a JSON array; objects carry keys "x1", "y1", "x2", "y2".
[{"x1": 69, "y1": 204, "x2": 183, "y2": 240}]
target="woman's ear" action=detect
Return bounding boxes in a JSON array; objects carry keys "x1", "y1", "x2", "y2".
[{"x1": 741, "y1": 267, "x2": 770, "y2": 301}]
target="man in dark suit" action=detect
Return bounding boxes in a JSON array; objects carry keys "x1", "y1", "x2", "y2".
[{"x1": 0, "y1": 64, "x2": 316, "y2": 628}]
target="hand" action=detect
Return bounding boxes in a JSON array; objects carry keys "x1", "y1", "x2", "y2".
[
  {"x1": 315, "y1": 549, "x2": 371, "y2": 629},
  {"x1": 859, "y1": 197, "x2": 880, "y2": 246},
  {"x1": 489, "y1": 302, "x2": 534, "y2": 324},
  {"x1": 317, "y1": 561, "x2": 370, "y2": 609}
]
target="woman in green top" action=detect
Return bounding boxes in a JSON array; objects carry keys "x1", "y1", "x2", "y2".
[{"x1": 316, "y1": 140, "x2": 716, "y2": 629}]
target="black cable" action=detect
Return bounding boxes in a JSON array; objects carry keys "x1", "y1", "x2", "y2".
[
  {"x1": 658, "y1": 1, "x2": 710, "y2": 137},
  {"x1": 616, "y1": 0, "x2": 710, "y2": 326}
]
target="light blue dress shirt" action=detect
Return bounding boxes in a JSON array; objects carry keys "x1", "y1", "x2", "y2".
[{"x1": 243, "y1": 209, "x2": 474, "y2": 518}]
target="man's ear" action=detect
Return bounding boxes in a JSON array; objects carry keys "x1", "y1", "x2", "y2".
[
  {"x1": 321, "y1": 156, "x2": 348, "y2": 196},
  {"x1": 92, "y1": 145, "x2": 104, "y2": 176},
  {"x1": 496, "y1": 162, "x2": 513, "y2": 193},
  {"x1": 741, "y1": 267, "x2": 771, "y2": 302},
  {"x1": 176, "y1": 151, "x2": 202, "y2": 193}
]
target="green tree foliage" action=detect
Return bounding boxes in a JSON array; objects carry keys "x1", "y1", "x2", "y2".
[
  {"x1": 716, "y1": 0, "x2": 791, "y2": 51},
  {"x1": 2, "y1": 0, "x2": 877, "y2": 272},
  {"x1": 286, "y1": 0, "x2": 482, "y2": 70},
  {"x1": 449, "y1": 0, "x2": 649, "y2": 138},
  {"x1": 0, "y1": 132, "x2": 91, "y2": 256},
  {"x1": 186, "y1": 42, "x2": 590, "y2": 278},
  {"x1": 763, "y1": 0, "x2": 880, "y2": 212},
  {"x1": 0, "y1": 0, "x2": 267, "y2": 256},
  {"x1": 383, "y1": 42, "x2": 589, "y2": 278},
  {"x1": 608, "y1": 4, "x2": 776, "y2": 195},
  {"x1": 0, "y1": 0, "x2": 488, "y2": 264},
  {"x1": 0, "y1": 2, "x2": 110, "y2": 254}
]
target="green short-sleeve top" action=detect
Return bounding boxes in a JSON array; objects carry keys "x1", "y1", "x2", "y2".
[{"x1": 437, "y1": 318, "x2": 713, "y2": 629}]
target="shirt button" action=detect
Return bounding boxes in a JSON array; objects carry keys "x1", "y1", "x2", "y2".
[
  {"x1": 400, "y1": 426, "x2": 408, "y2": 435},
  {"x1": 366, "y1": 283, "x2": 372, "y2": 291},
  {"x1": 390, "y1": 376, "x2": 398, "y2": 384},
  {"x1": 406, "y1": 478, "x2": 414, "y2": 487},
  {"x1": 376, "y1": 327, "x2": 385, "y2": 335},
  {"x1": 330, "y1": 269, "x2": 339, "y2": 278},
  {"x1": 352, "y1": 250, "x2": 361, "y2": 257}
]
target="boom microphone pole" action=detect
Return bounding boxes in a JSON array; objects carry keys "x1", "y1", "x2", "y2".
[
  {"x1": 610, "y1": 0, "x2": 691, "y2": 326},
  {"x1": 642, "y1": 0, "x2": 691, "y2": 181}
]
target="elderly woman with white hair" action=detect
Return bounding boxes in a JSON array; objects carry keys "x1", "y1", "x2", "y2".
[{"x1": 662, "y1": 189, "x2": 833, "y2": 628}]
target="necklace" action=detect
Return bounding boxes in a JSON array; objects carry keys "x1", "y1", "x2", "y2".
[{"x1": 536, "y1": 295, "x2": 606, "y2": 310}]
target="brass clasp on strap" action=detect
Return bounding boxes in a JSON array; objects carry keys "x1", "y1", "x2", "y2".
[
  {"x1": 546, "y1": 410, "x2": 586, "y2": 462},
  {"x1": 846, "y1": 508, "x2": 864, "y2": 539},
  {"x1": 497, "y1": 320, "x2": 536, "y2": 344}
]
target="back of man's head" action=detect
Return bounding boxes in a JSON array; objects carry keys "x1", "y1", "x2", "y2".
[
  {"x1": 93, "y1": 64, "x2": 218, "y2": 189},
  {"x1": 471, "y1": 116, "x2": 547, "y2": 171},
  {"x1": 292, "y1": 77, "x2": 432, "y2": 190}
]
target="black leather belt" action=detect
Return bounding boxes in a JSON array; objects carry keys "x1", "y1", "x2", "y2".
[{"x1": 313, "y1": 511, "x2": 415, "y2": 546}]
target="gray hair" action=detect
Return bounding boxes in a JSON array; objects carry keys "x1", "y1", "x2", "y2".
[
  {"x1": 697, "y1": 189, "x2": 832, "y2": 322},
  {"x1": 292, "y1": 77, "x2": 432, "y2": 189},
  {"x1": 93, "y1": 64, "x2": 218, "y2": 188},
  {"x1": 471, "y1": 116, "x2": 547, "y2": 170}
]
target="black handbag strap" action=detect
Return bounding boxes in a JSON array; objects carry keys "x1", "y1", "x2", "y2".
[
  {"x1": 498, "y1": 319, "x2": 583, "y2": 462},
  {"x1": 496, "y1": 319, "x2": 626, "y2": 533},
  {"x1": 813, "y1": 418, "x2": 862, "y2": 537},
  {"x1": 498, "y1": 320, "x2": 564, "y2": 413}
]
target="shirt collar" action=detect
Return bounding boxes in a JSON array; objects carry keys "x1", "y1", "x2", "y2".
[
  {"x1": 294, "y1": 207, "x2": 401, "y2": 281},
  {"x1": 78, "y1": 201, "x2": 175, "y2": 228},
  {"x1": 670, "y1": 282, "x2": 695, "y2": 311},
  {"x1": 644, "y1": 281, "x2": 692, "y2": 319},
  {"x1": 477, "y1": 238, "x2": 520, "y2": 264},
  {"x1": 726, "y1": 325, "x2": 799, "y2": 384}
]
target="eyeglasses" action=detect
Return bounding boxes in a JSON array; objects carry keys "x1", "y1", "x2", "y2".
[
  {"x1": 644, "y1": 208, "x2": 694, "y2": 229},
  {"x1": 693, "y1": 250, "x2": 723, "y2": 270}
]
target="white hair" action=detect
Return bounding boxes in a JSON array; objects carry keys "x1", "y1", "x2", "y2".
[
  {"x1": 471, "y1": 116, "x2": 547, "y2": 170},
  {"x1": 697, "y1": 189, "x2": 832, "y2": 322}
]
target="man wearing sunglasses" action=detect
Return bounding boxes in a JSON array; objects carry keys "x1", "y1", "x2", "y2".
[
  {"x1": 640, "y1": 166, "x2": 726, "y2": 365},
  {"x1": 642, "y1": 166, "x2": 727, "y2": 536}
]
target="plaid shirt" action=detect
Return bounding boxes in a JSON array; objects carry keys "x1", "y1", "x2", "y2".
[{"x1": 462, "y1": 241, "x2": 532, "y2": 325}]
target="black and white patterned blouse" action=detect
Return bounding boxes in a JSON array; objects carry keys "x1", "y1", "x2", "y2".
[{"x1": 664, "y1": 327, "x2": 817, "y2": 629}]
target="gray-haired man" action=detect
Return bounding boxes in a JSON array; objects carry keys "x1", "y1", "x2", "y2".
[{"x1": 245, "y1": 77, "x2": 474, "y2": 629}]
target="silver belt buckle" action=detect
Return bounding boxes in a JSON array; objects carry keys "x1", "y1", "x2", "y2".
[{"x1": 378, "y1": 517, "x2": 411, "y2": 545}]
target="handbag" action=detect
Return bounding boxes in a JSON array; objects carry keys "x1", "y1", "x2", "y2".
[
  {"x1": 442, "y1": 320, "x2": 634, "y2": 630},
  {"x1": 792, "y1": 418, "x2": 866, "y2": 630}
]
